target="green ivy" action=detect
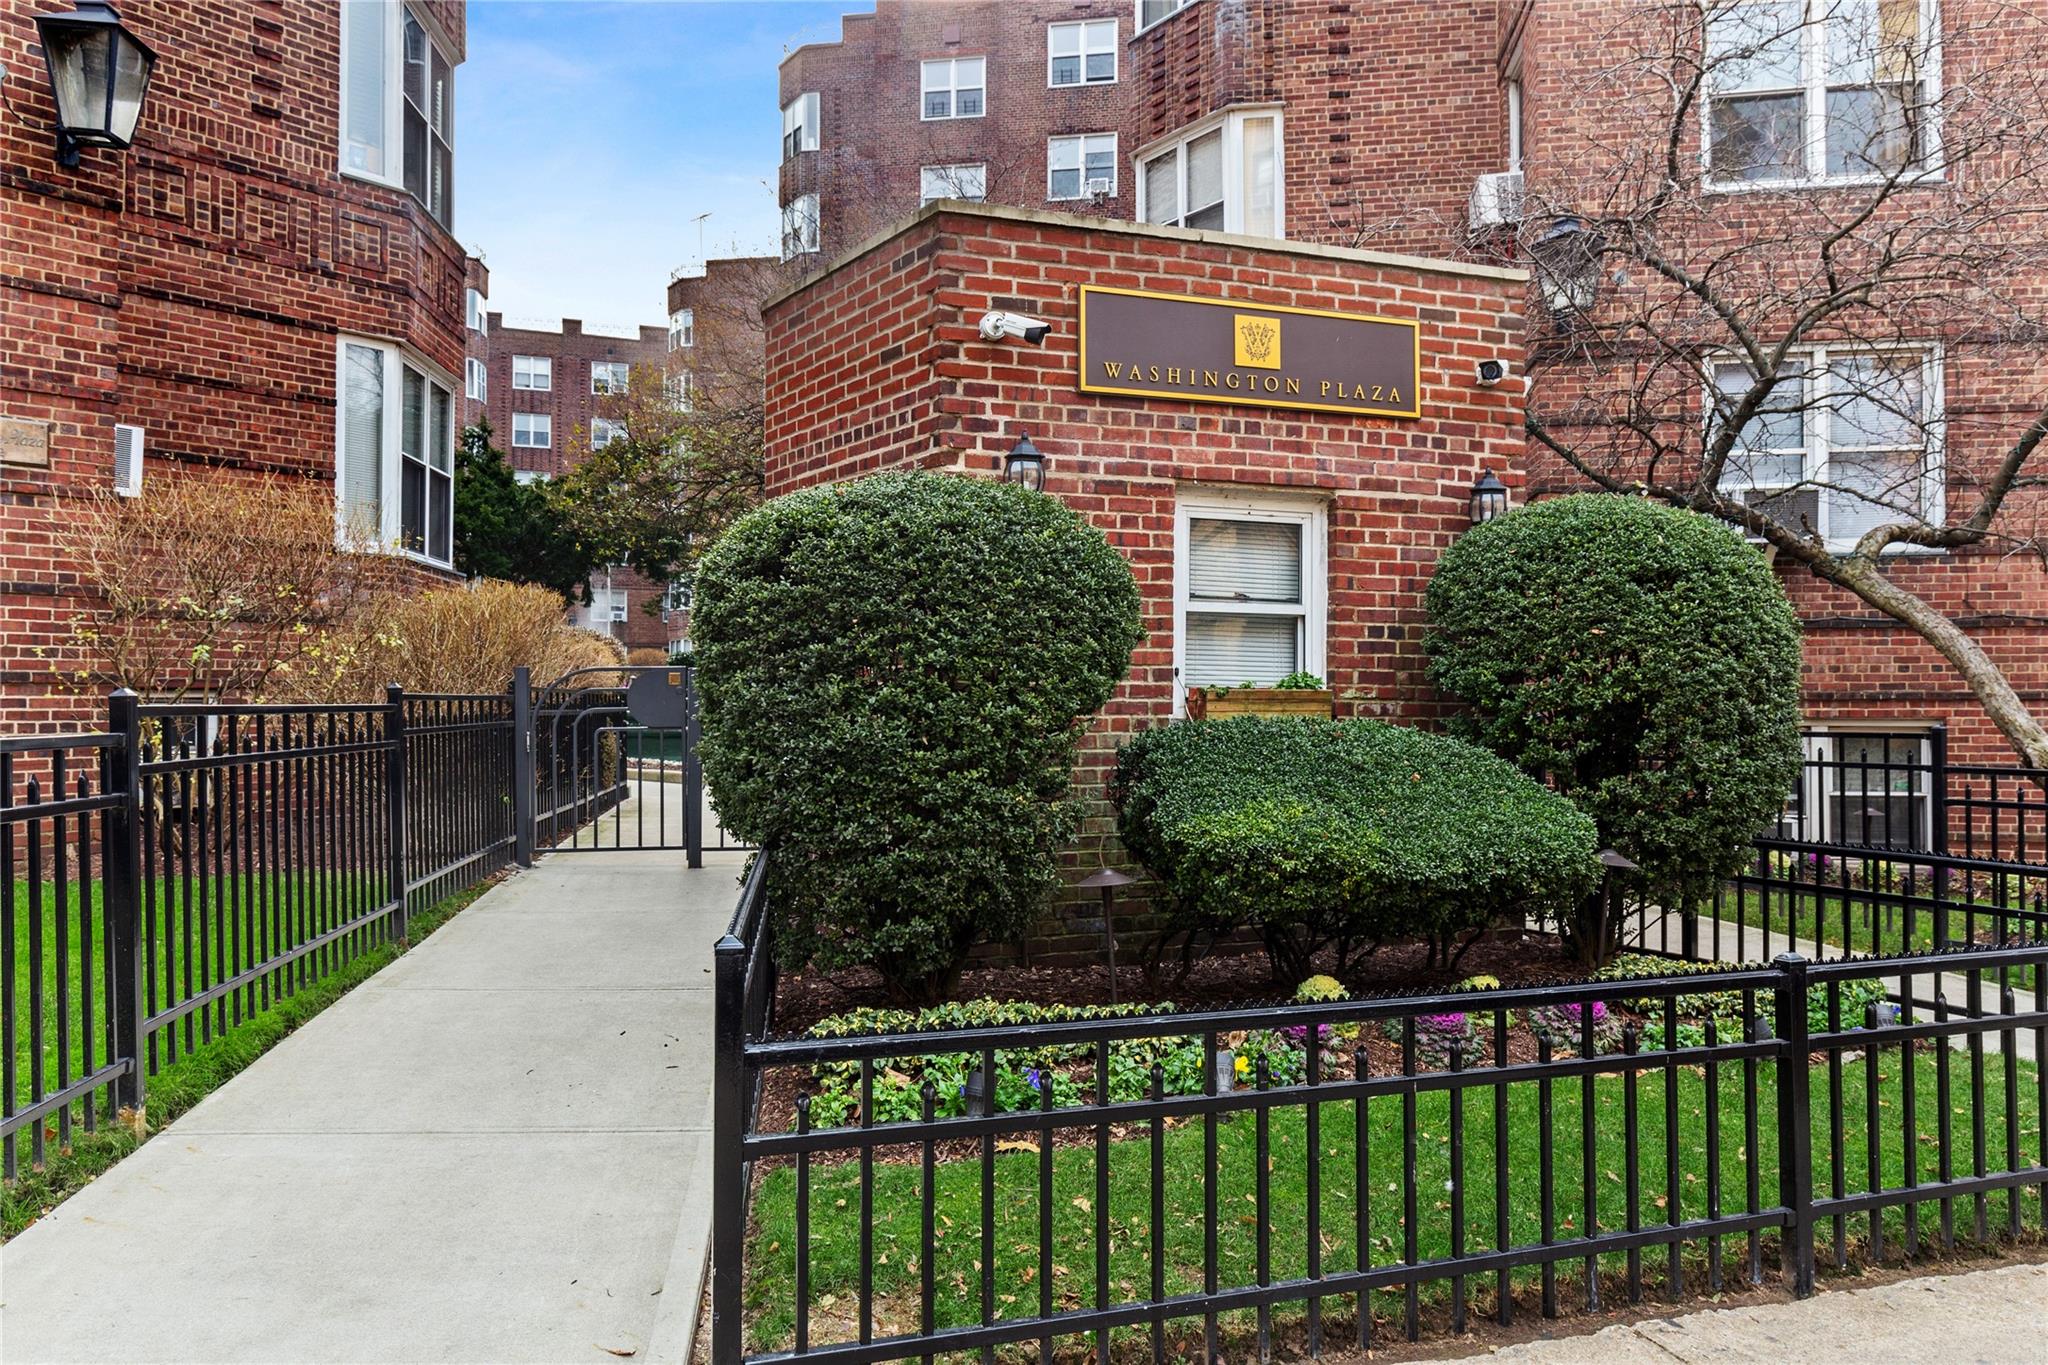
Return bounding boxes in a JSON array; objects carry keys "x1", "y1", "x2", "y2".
[{"x1": 691, "y1": 473, "x2": 1143, "y2": 1000}]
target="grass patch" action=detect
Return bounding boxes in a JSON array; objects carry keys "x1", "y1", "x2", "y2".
[
  {"x1": 1710, "y1": 886, "x2": 2036, "y2": 958},
  {"x1": 1, "y1": 877, "x2": 490, "y2": 1239},
  {"x1": 744, "y1": 1048, "x2": 2045, "y2": 1354}
]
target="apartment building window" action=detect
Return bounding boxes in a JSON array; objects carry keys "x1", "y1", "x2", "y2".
[
  {"x1": 1137, "y1": 0, "x2": 1197, "y2": 33},
  {"x1": 591, "y1": 361, "x2": 631, "y2": 395},
  {"x1": 590, "y1": 417, "x2": 625, "y2": 449},
  {"x1": 1506, "y1": 77, "x2": 1524, "y2": 172},
  {"x1": 340, "y1": 2, "x2": 455, "y2": 228},
  {"x1": 664, "y1": 579, "x2": 694, "y2": 613},
  {"x1": 665, "y1": 370, "x2": 695, "y2": 408},
  {"x1": 1049, "y1": 19, "x2": 1117, "y2": 86},
  {"x1": 1796, "y1": 728, "x2": 1935, "y2": 849},
  {"x1": 782, "y1": 91, "x2": 820, "y2": 159},
  {"x1": 921, "y1": 57, "x2": 985, "y2": 120},
  {"x1": 1174, "y1": 491, "x2": 1325, "y2": 697},
  {"x1": 1139, "y1": 109, "x2": 1282, "y2": 237},
  {"x1": 464, "y1": 356, "x2": 486, "y2": 401},
  {"x1": 511, "y1": 354, "x2": 552, "y2": 390},
  {"x1": 782, "y1": 194, "x2": 820, "y2": 259},
  {"x1": 465, "y1": 287, "x2": 487, "y2": 333},
  {"x1": 514, "y1": 468, "x2": 547, "y2": 486},
  {"x1": 670, "y1": 308, "x2": 694, "y2": 350},
  {"x1": 920, "y1": 163, "x2": 988, "y2": 205},
  {"x1": 511, "y1": 412, "x2": 552, "y2": 448},
  {"x1": 1048, "y1": 134, "x2": 1116, "y2": 200},
  {"x1": 336, "y1": 339, "x2": 454, "y2": 567},
  {"x1": 1705, "y1": 0, "x2": 1937, "y2": 186},
  {"x1": 1711, "y1": 345, "x2": 1942, "y2": 551}
]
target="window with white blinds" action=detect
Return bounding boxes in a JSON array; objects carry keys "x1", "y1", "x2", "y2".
[
  {"x1": 340, "y1": 342, "x2": 385, "y2": 541},
  {"x1": 335, "y1": 338, "x2": 454, "y2": 567},
  {"x1": 1175, "y1": 496, "x2": 1324, "y2": 695}
]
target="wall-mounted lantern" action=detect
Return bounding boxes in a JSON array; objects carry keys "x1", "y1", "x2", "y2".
[
  {"x1": 1529, "y1": 215, "x2": 1604, "y2": 322},
  {"x1": 33, "y1": 1, "x2": 157, "y2": 167},
  {"x1": 1004, "y1": 431, "x2": 1047, "y2": 493},
  {"x1": 1470, "y1": 470, "x2": 1510, "y2": 526}
]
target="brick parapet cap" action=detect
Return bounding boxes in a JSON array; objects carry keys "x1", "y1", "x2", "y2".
[{"x1": 761, "y1": 199, "x2": 1531, "y2": 314}]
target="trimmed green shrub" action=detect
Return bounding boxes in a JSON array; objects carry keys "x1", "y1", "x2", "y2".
[
  {"x1": 1111, "y1": 716, "x2": 1603, "y2": 980},
  {"x1": 691, "y1": 473, "x2": 1143, "y2": 1000},
  {"x1": 1425, "y1": 494, "x2": 1803, "y2": 966}
]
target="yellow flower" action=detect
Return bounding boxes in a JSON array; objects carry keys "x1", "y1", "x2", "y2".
[{"x1": 1233, "y1": 1054, "x2": 1249, "y2": 1075}]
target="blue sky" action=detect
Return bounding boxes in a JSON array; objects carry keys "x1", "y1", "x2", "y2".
[{"x1": 457, "y1": 0, "x2": 860, "y2": 331}]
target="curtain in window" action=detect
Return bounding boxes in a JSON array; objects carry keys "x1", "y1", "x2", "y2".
[
  {"x1": 341, "y1": 343, "x2": 384, "y2": 540},
  {"x1": 343, "y1": 1, "x2": 386, "y2": 174}
]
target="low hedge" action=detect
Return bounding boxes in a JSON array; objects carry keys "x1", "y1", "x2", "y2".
[{"x1": 1112, "y1": 716, "x2": 1603, "y2": 979}]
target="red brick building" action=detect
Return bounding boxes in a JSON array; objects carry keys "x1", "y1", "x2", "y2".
[
  {"x1": 780, "y1": 0, "x2": 2048, "y2": 782},
  {"x1": 2, "y1": 0, "x2": 470, "y2": 722}
]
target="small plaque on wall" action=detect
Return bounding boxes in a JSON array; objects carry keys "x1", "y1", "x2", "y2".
[{"x1": 0, "y1": 418, "x2": 51, "y2": 467}]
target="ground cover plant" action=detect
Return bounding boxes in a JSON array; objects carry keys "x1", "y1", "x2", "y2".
[
  {"x1": 1112, "y1": 717, "x2": 1602, "y2": 981},
  {"x1": 693, "y1": 473, "x2": 1143, "y2": 1001}
]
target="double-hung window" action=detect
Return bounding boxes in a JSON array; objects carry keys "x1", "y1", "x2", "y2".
[
  {"x1": 781, "y1": 194, "x2": 819, "y2": 259},
  {"x1": 464, "y1": 356, "x2": 486, "y2": 401},
  {"x1": 1174, "y1": 491, "x2": 1325, "y2": 698},
  {"x1": 590, "y1": 417, "x2": 625, "y2": 450},
  {"x1": 1137, "y1": 0, "x2": 1196, "y2": 32},
  {"x1": 669, "y1": 308, "x2": 694, "y2": 350},
  {"x1": 666, "y1": 370, "x2": 695, "y2": 409},
  {"x1": 1048, "y1": 134, "x2": 1116, "y2": 200},
  {"x1": 1049, "y1": 20, "x2": 1117, "y2": 86},
  {"x1": 336, "y1": 339, "x2": 455, "y2": 567},
  {"x1": 591, "y1": 361, "x2": 631, "y2": 395},
  {"x1": 1711, "y1": 345, "x2": 1942, "y2": 550},
  {"x1": 782, "y1": 91, "x2": 819, "y2": 159},
  {"x1": 921, "y1": 57, "x2": 985, "y2": 120},
  {"x1": 465, "y1": 287, "x2": 487, "y2": 333},
  {"x1": 1790, "y1": 728, "x2": 1935, "y2": 849},
  {"x1": 511, "y1": 412, "x2": 551, "y2": 449},
  {"x1": 511, "y1": 354, "x2": 551, "y2": 391},
  {"x1": 341, "y1": 2, "x2": 456, "y2": 227},
  {"x1": 920, "y1": 163, "x2": 988, "y2": 205},
  {"x1": 1704, "y1": 0, "x2": 1938, "y2": 187},
  {"x1": 1139, "y1": 108, "x2": 1282, "y2": 237}
]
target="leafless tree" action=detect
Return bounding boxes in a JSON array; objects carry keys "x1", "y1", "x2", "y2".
[{"x1": 1511, "y1": 0, "x2": 2048, "y2": 765}]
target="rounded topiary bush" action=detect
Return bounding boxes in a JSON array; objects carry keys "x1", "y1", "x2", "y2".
[
  {"x1": 1424, "y1": 494, "x2": 1803, "y2": 959},
  {"x1": 692, "y1": 473, "x2": 1143, "y2": 999},
  {"x1": 1111, "y1": 716, "x2": 1603, "y2": 981}
]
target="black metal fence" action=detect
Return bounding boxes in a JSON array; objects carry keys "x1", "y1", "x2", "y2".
[
  {"x1": 711, "y1": 856, "x2": 2047, "y2": 1365},
  {"x1": 2, "y1": 686, "x2": 517, "y2": 1176}
]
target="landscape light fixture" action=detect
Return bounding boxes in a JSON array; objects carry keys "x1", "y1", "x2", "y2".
[
  {"x1": 1470, "y1": 470, "x2": 1510, "y2": 526},
  {"x1": 1075, "y1": 865, "x2": 1135, "y2": 1003},
  {"x1": 1530, "y1": 215, "x2": 1604, "y2": 321},
  {"x1": 1004, "y1": 431, "x2": 1047, "y2": 493},
  {"x1": 33, "y1": 1, "x2": 156, "y2": 167}
]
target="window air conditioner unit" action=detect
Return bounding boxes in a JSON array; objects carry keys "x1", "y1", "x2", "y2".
[
  {"x1": 112, "y1": 423, "x2": 144, "y2": 497},
  {"x1": 1085, "y1": 177, "x2": 1113, "y2": 197},
  {"x1": 1468, "y1": 170, "x2": 1525, "y2": 231}
]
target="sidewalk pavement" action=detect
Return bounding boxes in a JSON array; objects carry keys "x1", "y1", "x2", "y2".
[
  {"x1": 1464, "y1": 1261, "x2": 2048, "y2": 1362},
  {"x1": 0, "y1": 828, "x2": 748, "y2": 1364}
]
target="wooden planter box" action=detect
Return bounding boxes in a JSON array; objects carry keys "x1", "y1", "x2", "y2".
[{"x1": 1187, "y1": 687, "x2": 1336, "y2": 721}]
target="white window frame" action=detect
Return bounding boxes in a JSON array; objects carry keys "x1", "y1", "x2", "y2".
[
  {"x1": 591, "y1": 361, "x2": 632, "y2": 395},
  {"x1": 1709, "y1": 341, "x2": 1945, "y2": 553},
  {"x1": 920, "y1": 57, "x2": 986, "y2": 121},
  {"x1": 920, "y1": 162, "x2": 988, "y2": 205},
  {"x1": 1048, "y1": 19, "x2": 1118, "y2": 87},
  {"x1": 781, "y1": 90, "x2": 820, "y2": 159},
  {"x1": 1701, "y1": 0, "x2": 1944, "y2": 192},
  {"x1": 590, "y1": 417, "x2": 625, "y2": 449},
  {"x1": 1794, "y1": 723, "x2": 1936, "y2": 849},
  {"x1": 670, "y1": 307, "x2": 695, "y2": 350},
  {"x1": 1171, "y1": 488, "x2": 1326, "y2": 712},
  {"x1": 511, "y1": 354, "x2": 552, "y2": 391},
  {"x1": 665, "y1": 370, "x2": 695, "y2": 409},
  {"x1": 1506, "y1": 76, "x2": 1523, "y2": 173},
  {"x1": 338, "y1": 2, "x2": 456, "y2": 227},
  {"x1": 1047, "y1": 133, "x2": 1117, "y2": 201},
  {"x1": 332, "y1": 337, "x2": 457, "y2": 569},
  {"x1": 465, "y1": 287, "x2": 487, "y2": 333},
  {"x1": 511, "y1": 411, "x2": 552, "y2": 449},
  {"x1": 781, "y1": 194, "x2": 820, "y2": 259},
  {"x1": 1136, "y1": 106, "x2": 1285, "y2": 238},
  {"x1": 1135, "y1": 0, "x2": 1197, "y2": 35},
  {"x1": 513, "y1": 468, "x2": 547, "y2": 486},
  {"x1": 464, "y1": 356, "x2": 486, "y2": 401}
]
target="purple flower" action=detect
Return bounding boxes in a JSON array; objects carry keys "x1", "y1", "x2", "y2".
[
  {"x1": 1419, "y1": 1012, "x2": 1469, "y2": 1034},
  {"x1": 1026, "y1": 1068, "x2": 1043, "y2": 1091},
  {"x1": 1280, "y1": 1022, "x2": 1333, "y2": 1047}
]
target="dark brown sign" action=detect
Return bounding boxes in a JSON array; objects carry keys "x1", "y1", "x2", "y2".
[{"x1": 1077, "y1": 285, "x2": 1420, "y2": 419}]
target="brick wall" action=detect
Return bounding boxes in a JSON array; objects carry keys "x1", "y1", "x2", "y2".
[{"x1": 763, "y1": 201, "x2": 1528, "y2": 956}]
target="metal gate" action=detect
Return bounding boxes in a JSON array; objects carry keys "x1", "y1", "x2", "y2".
[{"x1": 513, "y1": 663, "x2": 748, "y2": 865}]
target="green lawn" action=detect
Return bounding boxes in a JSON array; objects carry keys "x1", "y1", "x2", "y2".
[
  {"x1": 744, "y1": 1050, "x2": 2044, "y2": 1354},
  {"x1": 1710, "y1": 884, "x2": 2040, "y2": 958}
]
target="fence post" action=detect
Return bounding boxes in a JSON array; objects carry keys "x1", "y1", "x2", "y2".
[
  {"x1": 710, "y1": 929, "x2": 747, "y2": 1365},
  {"x1": 1772, "y1": 952, "x2": 1815, "y2": 1297},
  {"x1": 1928, "y1": 723, "x2": 1950, "y2": 941},
  {"x1": 512, "y1": 666, "x2": 535, "y2": 867},
  {"x1": 103, "y1": 689, "x2": 147, "y2": 1128},
  {"x1": 385, "y1": 684, "x2": 410, "y2": 943},
  {"x1": 684, "y1": 668, "x2": 705, "y2": 870}
]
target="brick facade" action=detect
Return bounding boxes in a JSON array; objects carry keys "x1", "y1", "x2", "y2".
[{"x1": 1, "y1": 0, "x2": 469, "y2": 728}]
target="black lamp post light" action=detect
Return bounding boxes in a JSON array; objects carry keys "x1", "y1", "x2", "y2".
[
  {"x1": 1470, "y1": 469, "x2": 1510, "y2": 526},
  {"x1": 1003, "y1": 431, "x2": 1047, "y2": 493},
  {"x1": 1529, "y1": 214, "x2": 1605, "y2": 323},
  {"x1": 32, "y1": 1, "x2": 157, "y2": 168}
]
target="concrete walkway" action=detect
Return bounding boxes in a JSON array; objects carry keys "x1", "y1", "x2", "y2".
[
  {"x1": 0, "y1": 830, "x2": 749, "y2": 1363},
  {"x1": 1463, "y1": 1261, "x2": 2048, "y2": 1362}
]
